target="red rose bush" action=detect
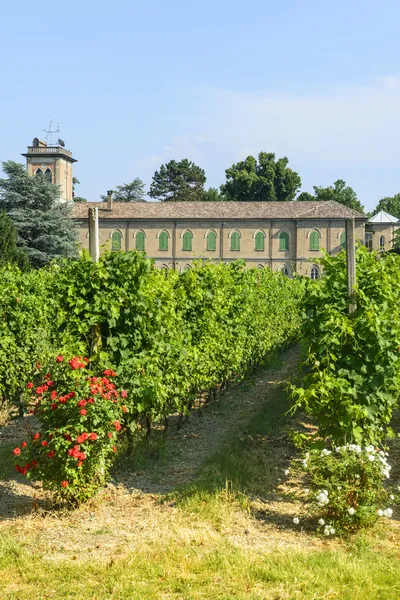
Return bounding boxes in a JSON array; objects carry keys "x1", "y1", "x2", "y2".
[{"x1": 13, "y1": 355, "x2": 128, "y2": 504}]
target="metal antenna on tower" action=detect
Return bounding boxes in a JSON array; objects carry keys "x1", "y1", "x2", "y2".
[{"x1": 39, "y1": 120, "x2": 60, "y2": 146}]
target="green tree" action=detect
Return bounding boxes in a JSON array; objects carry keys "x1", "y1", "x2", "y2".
[
  {"x1": 370, "y1": 194, "x2": 400, "y2": 219},
  {"x1": 149, "y1": 159, "x2": 206, "y2": 202},
  {"x1": 313, "y1": 179, "x2": 364, "y2": 213},
  {"x1": 0, "y1": 210, "x2": 29, "y2": 269},
  {"x1": 202, "y1": 187, "x2": 226, "y2": 202},
  {"x1": 72, "y1": 177, "x2": 87, "y2": 203},
  {"x1": 0, "y1": 161, "x2": 78, "y2": 268},
  {"x1": 296, "y1": 191, "x2": 315, "y2": 202},
  {"x1": 101, "y1": 178, "x2": 146, "y2": 202},
  {"x1": 220, "y1": 152, "x2": 301, "y2": 202}
]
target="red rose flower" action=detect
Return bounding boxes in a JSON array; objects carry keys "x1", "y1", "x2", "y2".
[
  {"x1": 41, "y1": 441, "x2": 48, "y2": 447},
  {"x1": 36, "y1": 362, "x2": 41, "y2": 369},
  {"x1": 50, "y1": 390, "x2": 57, "y2": 400},
  {"x1": 56, "y1": 355, "x2": 64, "y2": 362},
  {"x1": 33, "y1": 433, "x2": 40, "y2": 440},
  {"x1": 61, "y1": 480, "x2": 68, "y2": 488},
  {"x1": 107, "y1": 432, "x2": 113, "y2": 438},
  {"x1": 32, "y1": 460, "x2": 37, "y2": 469},
  {"x1": 76, "y1": 433, "x2": 89, "y2": 444},
  {"x1": 51, "y1": 403, "x2": 58, "y2": 410},
  {"x1": 121, "y1": 389, "x2": 128, "y2": 398},
  {"x1": 89, "y1": 432, "x2": 98, "y2": 441},
  {"x1": 112, "y1": 446, "x2": 117, "y2": 453},
  {"x1": 88, "y1": 397, "x2": 95, "y2": 404},
  {"x1": 47, "y1": 450, "x2": 55, "y2": 458},
  {"x1": 103, "y1": 369, "x2": 112, "y2": 376},
  {"x1": 59, "y1": 396, "x2": 67, "y2": 404},
  {"x1": 13, "y1": 447, "x2": 21, "y2": 455},
  {"x1": 77, "y1": 399, "x2": 86, "y2": 407},
  {"x1": 36, "y1": 387, "x2": 44, "y2": 395},
  {"x1": 42, "y1": 385, "x2": 49, "y2": 392},
  {"x1": 27, "y1": 382, "x2": 34, "y2": 389},
  {"x1": 68, "y1": 392, "x2": 76, "y2": 399},
  {"x1": 21, "y1": 441, "x2": 27, "y2": 449},
  {"x1": 122, "y1": 406, "x2": 128, "y2": 413},
  {"x1": 77, "y1": 461, "x2": 83, "y2": 467},
  {"x1": 113, "y1": 420, "x2": 121, "y2": 431},
  {"x1": 80, "y1": 409, "x2": 87, "y2": 416}
]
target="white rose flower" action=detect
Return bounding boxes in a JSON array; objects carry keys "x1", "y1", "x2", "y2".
[
  {"x1": 377, "y1": 509, "x2": 383, "y2": 517},
  {"x1": 368, "y1": 454, "x2": 375, "y2": 462},
  {"x1": 321, "y1": 449, "x2": 331, "y2": 457},
  {"x1": 347, "y1": 507, "x2": 355, "y2": 515},
  {"x1": 293, "y1": 517, "x2": 300, "y2": 525},
  {"x1": 354, "y1": 474, "x2": 360, "y2": 479},
  {"x1": 390, "y1": 494, "x2": 394, "y2": 500},
  {"x1": 284, "y1": 469, "x2": 289, "y2": 476},
  {"x1": 318, "y1": 518, "x2": 325, "y2": 526},
  {"x1": 384, "y1": 508, "x2": 393, "y2": 518}
]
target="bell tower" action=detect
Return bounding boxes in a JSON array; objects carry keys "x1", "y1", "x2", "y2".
[{"x1": 22, "y1": 133, "x2": 77, "y2": 203}]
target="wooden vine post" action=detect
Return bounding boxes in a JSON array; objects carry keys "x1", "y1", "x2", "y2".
[
  {"x1": 88, "y1": 206, "x2": 102, "y2": 355},
  {"x1": 346, "y1": 218, "x2": 357, "y2": 315}
]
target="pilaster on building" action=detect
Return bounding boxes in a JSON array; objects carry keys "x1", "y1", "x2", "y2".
[{"x1": 22, "y1": 137, "x2": 77, "y2": 203}]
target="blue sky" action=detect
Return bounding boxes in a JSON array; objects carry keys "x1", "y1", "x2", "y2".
[{"x1": 1, "y1": 0, "x2": 400, "y2": 211}]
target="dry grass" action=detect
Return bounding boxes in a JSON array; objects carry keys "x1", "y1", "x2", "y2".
[{"x1": 1, "y1": 348, "x2": 400, "y2": 599}]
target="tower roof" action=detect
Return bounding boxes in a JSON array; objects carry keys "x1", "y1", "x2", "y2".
[{"x1": 369, "y1": 210, "x2": 399, "y2": 223}]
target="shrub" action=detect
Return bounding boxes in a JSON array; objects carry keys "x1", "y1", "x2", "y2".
[
  {"x1": 289, "y1": 444, "x2": 400, "y2": 536},
  {"x1": 13, "y1": 355, "x2": 127, "y2": 504}
]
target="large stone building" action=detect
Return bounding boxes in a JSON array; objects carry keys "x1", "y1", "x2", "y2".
[{"x1": 72, "y1": 199, "x2": 370, "y2": 278}]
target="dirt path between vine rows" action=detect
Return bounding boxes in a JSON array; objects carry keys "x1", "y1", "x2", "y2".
[{"x1": 115, "y1": 345, "x2": 301, "y2": 495}]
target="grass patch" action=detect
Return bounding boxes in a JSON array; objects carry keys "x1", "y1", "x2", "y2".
[{"x1": 1, "y1": 532, "x2": 399, "y2": 599}]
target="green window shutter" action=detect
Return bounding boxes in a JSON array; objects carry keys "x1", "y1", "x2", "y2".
[
  {"x1": 183, "y1": 231, "x2": 193, "y2": 251},
  {"x1": 231, "y1": 231, "x2": 240, "y2": 251},
  {"x1": 136, "y1": 231, "x2": 145, "y2": 251},
  {"x1": 340, "y1": 232, "x2": 346, "y2": 249},
  {"x1": 279, "y1": 232, "x2": 289, "y2": 251},
  {"x1": 159, "y1": 231, "x2": 169, "y2": 251},
  {"x1": 207, "y1": 231, "x2": 217, "y2": 251},
  {"x1": 111, "y1": 231, "x2": 122, "y2": 251},
  {"x1": 310, "y1": 231, "x2": 320, "y2": 251},
  {"x1": 255, "y1": 232, "x2": 265, "y2": 251}
]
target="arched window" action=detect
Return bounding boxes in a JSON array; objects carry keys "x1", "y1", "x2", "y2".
[
  {"x1": 255, "y1": 231, "x2": 265, "y2": 251},
  {"x1": 136, "y1": 231, "x2": 145, "y2": 251},
  {"x1": 310, "y1": 231, "x2": 320, "y2": 251},
  {"x1": 380, "y1": 235, "x2": 385, "y2": 250},
  {"x1": 35, "y1": 168, "x2": 43, "y2": 176},
  {"x1": 159, "y1": 231, "x2": 169, "y2": 251},
  {"x1": 44, "y1": 168, "x2": 52, "y2": 182},
  {"x1": 230, "y1": 231, "x2": 240, "y2": 251},
  {"x1": 340, "y1": 231, "x2": 346, "y2": 249},
  {"x1": 310, "y1": 266, "x2": 320, "y2": 280},
  {"x1": 206, "y1": 231, "x2": 217, "y2": 251},
  {"x1": 111, "y1": 231, "x2": 122, "y2": 251},
  {"x1": 281, "y1": 265, "x2": 289, "y2": 277},
  {"x1": 279, "y1": 231, "x2": 289, "y2": 251},
  {"x1": 183, "y1": 231, "x2": 193, "y2": 251}
]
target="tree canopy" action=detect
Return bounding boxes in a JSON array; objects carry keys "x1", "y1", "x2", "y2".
[
  {"x1": 0, "y1": 210, "x2": 29, "y2": 270},
  {"x1": 72, "y1": 177, "x2": 87, "y2": 202},
  {"x1": 202, "y1": 187, "x2": 226, "y2": 202},
  {"x1": 220, "y1": 152, "x2": 301, "y2": 202},
  {"x1": 306, "y1": 179, "x2": 364, "y2": 213},
  {"x1": 148, "y1": 159, "x2": 206, "y2": 202},
  {"x1": 371, "y1": 194, "x2": 400, "y2": 220},
  {"x1": 101, "y1": 178, "x2": 146, "y2": 202},
  {"x1": 0, "y1": 161, "x2": 78, "y2": 268}
]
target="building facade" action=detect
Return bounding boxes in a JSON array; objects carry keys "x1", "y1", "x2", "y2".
[
  {"x1": 365, "y1": 210, "x2": 399, "y2": 251},
  {"x1": 72, "y1": 199, "x2": 368, "y2": 277},
  {"x1": 22, "y1": 138, "x2": 76, "y2": 203}
]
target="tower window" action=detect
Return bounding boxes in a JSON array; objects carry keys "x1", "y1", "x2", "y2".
[
  {"x1": 365, "y1": 232, "x2": 373, "y2": 251},
  {"x1": 35, "y1": 168, "x2": 43, "y2": 176},
  {"x1": 45, "y1": 169, "x2": 52, "y2": 183},
  {"x1": 380, "y1": 235, "x2": 385, "y2": 250},
  {"x1": 111, "y1": 231, "x2": 122, "y2": 251}
]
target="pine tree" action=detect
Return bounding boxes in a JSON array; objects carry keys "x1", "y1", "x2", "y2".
[
  {"x1": 0, "y1": 210, "x2": 29, "y2": 269},
  {"x1": 149, "y1": 159, "x2": 206, "y2": 202},
  {"x1": 0, "y1": 161, "x2": 78, "y2": 268}
]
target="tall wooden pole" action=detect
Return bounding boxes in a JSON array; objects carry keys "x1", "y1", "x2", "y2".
[
  {"x1": 88, "y1": 206, "x2": 99, "y2": 262},
  {"x1": 346, "y1": 218, "x2": 356, "y2": 315},
  {"x1": 88, "y1": 206, "x2": 101, "y2": 354}
]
